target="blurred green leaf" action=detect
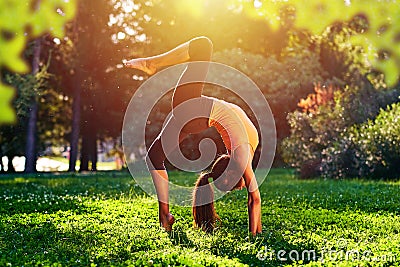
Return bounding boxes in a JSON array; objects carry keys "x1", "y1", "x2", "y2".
[
  {"x1": 376, "y1": 58, "x2": 398, "y2": 87},
  {"x1": 0, "y1": 0, "x2": 76, "y2": 125},
  {"x1": 0, "y1": 33, "x2": 29, "y2": 73},
  {"x1": 0, "y1": 82, "x2": 16, "y2": 123},
  {"x1": 295, "y1": 0, "x2": 400, "y2": 86},
  {"x1": 242, "y1": 0, "x2": 400, "y2": 86},
  {"x1": 0, "y1": 1, "x2": 30, "y2": 32}
]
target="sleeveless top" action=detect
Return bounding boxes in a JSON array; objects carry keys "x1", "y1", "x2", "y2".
[{"x1": 204, "y1": 96, "x2": 259, "y2": 152}]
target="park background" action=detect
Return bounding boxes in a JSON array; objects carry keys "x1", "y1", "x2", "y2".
[
  {"x1": 0, "y1": 0, "x2": 399, "y2": 266},
  {"x1": 1, "y1": 0, "x2": 400, "y2": 178}
]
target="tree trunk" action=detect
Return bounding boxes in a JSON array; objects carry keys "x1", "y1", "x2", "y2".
[
  {"x1": 80, "y1": 135, "x2": 96, "y2": 171},
  {"x1": 80, "y1": 132, "x2": 89, "y2": 171},
  {"x1": 0, "y1": 152, "x2": 4, "y2": 173},
  {"x1": 68, "y1": 79, "x2": 81, "y2": 172},
  {"x1": 91, "y1": 139, "x2": 98, "y2": 171},
  {"x1": 79, "y1": 109, "x2": 97, "y2": 172},
  {"x1": 24, "y1": 38, "x2": 41, "y2": 173},
  {"x1": 7, "y1": 156, "x2": 16, "y2": 173}
]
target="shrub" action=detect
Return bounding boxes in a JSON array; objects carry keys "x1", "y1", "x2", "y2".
[
  {"x1": 281, "y1": 83, "x2": 348, "y2": 178},
  {"x1": 321, "y1": 102, "x2": 400, "y2": 179},
  {"x1": 281, "y1": 74, "x2": 400, "y2": 178}
]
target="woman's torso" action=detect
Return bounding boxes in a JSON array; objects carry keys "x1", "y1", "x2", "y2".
[
  {"x1": 174, "y1": 96, "x2": 259, "y2": 153},
  {"x1": 205, "y1": 96, "x2": 259, "y2": 152}
]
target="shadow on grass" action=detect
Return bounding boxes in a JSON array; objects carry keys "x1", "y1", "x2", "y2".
[
  {"x1": 261, "y1": 169, "x2": 400, "y2": 215},
  {"x1": 0, "y1": 171, "x2": 147, "y2": 216},
  {"x1": 0, "y1": 217, "x2": 135, "y2": 266},
  {"x1": 165, "y1": 225, "x2": 320, "y2": 266}
]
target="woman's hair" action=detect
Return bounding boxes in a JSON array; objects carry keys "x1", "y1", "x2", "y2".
[
  {"x1": 192, "y1": 172, "x2": 219, "y2": 232},
  {"x1": 192, "y1": 154, "x2": 240, "y2": 231}
]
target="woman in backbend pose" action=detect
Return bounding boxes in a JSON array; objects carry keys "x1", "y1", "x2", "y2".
[{"x1": 125, "y1": 36, "x2": 261, "y2": 235}]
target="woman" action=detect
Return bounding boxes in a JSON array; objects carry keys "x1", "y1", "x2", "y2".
[{"x1": 125, "y1": 36, "x2": 261, "y2": 235}]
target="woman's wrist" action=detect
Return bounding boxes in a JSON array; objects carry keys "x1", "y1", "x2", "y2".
[{"x1": 158, "y1": 202, "x2": 169, "y2": 215}]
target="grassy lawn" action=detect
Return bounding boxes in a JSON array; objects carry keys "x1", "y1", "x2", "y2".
[{"x1": 0, "y1": 169, "x2": 399, "y2": 266}]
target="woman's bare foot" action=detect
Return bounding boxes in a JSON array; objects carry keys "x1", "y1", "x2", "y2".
[
  {"x1": 160, "y1": 213, "x2": 175, "y2": 232},
  {"x1": 124, "y1": 58, "x2": 157, "y2": 75}
]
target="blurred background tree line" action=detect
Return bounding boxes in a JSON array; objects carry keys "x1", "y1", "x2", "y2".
[{"x1": 1, "y1": 0, "x2": 399, "y2": 179}]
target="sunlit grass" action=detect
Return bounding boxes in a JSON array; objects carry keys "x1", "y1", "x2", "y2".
[{"x1": 0, "y1": 169, "x2": 399, "y2": 266}]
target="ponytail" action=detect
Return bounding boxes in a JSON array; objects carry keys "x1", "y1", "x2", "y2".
[{"x1": 192, "y1": 172, "x2": 220, "y2": 232}]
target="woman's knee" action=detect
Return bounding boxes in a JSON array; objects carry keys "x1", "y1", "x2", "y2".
[{"x1": 189, "y1": 36, "x2": 213, "y2": 61}]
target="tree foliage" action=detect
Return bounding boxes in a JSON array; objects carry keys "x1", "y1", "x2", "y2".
[
  {"x1": 0, "y1": 0, "x2": 76, "y2": 124},
  {"x1": 0, "y1": 62, "x2": 70, "y2": 172},
  {"x1": 239, "y1": 0, "x2": 400, "y2": 86}
]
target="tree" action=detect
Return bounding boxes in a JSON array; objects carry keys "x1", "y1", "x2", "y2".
[
  {"x1": 50, "y1": 0, "x2": 135, "y2": 171},
  {"x1": 24, "y1": 37, "x2": 41, "y2": 173},
  {"x1": 0, "y1": 58, "x2": 64, "y2": 173}
]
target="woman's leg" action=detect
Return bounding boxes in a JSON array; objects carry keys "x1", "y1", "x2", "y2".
[
  {"x1": 124, "y1": 36, "x2": 212, "y2": 75},
  {"x1": 171, "y1": 36, "x2": 213, "y2": 109},
  {"x1": 171, "y1": 37, "x2": 213, "y2": 134},
  {"x1": 146, "y1": 116, "x2": 189, "y2": 230},
  {"x1": 126, "y1": 36, "x2": 213, "y2": 131},
  {"x1": 143, "y1": 37, "x2": 213, "y2": 230}
]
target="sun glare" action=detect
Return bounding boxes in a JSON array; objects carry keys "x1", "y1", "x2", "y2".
[
  {"x1": 254, "y1": 0, "x2": 262, "y2": 9},
  {"x1": 175, "y1": 0, "x2": 207, "y2": 18}
]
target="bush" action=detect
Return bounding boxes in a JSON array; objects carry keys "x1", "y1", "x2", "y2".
[
  {"x1": 281, "y1": 78, "x2": 400, "y2": 178},
  {"x1": 321, "y1": 102, "x2": 400, "y2": 179},
  {"x1": 281, "y1": 83, "x2": 348, "y2": 178}
]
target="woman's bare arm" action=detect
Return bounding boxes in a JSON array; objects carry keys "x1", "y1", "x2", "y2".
[{"x1": 233, "y1": 145, "x2": 262, "y2": 235}]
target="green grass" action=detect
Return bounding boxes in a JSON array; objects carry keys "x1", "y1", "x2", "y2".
[{"x1": 0, "y1": 169, "x2": 399, "y2": 266}]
